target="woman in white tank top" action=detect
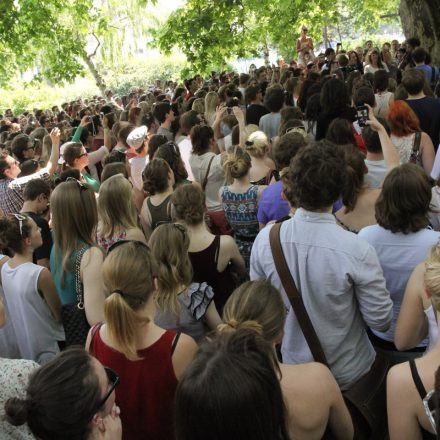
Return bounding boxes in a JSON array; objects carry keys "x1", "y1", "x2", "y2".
[{"x1": 0, "y1": 214, "x2": 64, "y2": 364}]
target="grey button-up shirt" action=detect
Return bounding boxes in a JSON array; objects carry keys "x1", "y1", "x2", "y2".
[{"x1": 250, "y1": 208, "x2": 393, "y2": 390}]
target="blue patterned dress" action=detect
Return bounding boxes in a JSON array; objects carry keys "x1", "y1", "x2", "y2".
[{"x1": 221, "y1": 185, "x2": 260, "y2": 270}]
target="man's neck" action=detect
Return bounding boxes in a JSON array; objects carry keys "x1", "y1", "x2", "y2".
[
  {"x1": 21, "y1": 201, "x2": 38, "y2": 214},
  {"x1": 250, "y1": 99, "x2": 261, "y2": 105},
  {"x1": 366, "y1": 152, "x2": 384, "y2": 161},
  {"x1": 161, "y1": 120, "x2": 171, "y2": 130},
  {"x1": 408, "y1": 91, "x2": 426, "y2": 100},
  {"x1": 415, "y1": 62, "x2": 425, "y2": 67}
]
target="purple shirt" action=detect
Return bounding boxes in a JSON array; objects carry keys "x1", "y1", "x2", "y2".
[{"x1": 257, "y1": 181, "x2": 289, "y2": 224}]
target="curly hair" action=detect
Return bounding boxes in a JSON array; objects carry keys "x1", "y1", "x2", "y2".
[
  {"x1": 287, "y1": 140, "x2": 346, "y2": 210},
  {"x1": 171, "y1": 184, "x2": 205, "y2": 225}
]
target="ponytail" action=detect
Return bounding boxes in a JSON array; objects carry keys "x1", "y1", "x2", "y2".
[
  {"x1": 5, "y1": 397, "x2": 30, "y2": 426},
  {"x1": 341, "y1": 146, "x2": 365, "y2": 213},
  {"x1": 217, "y1": 319, "x2": 263, "y2": 336},
  {"x1": 104, "y1": 291, "x2": 149, "y2": 361}
]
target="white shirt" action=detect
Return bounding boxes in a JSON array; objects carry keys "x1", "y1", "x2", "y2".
[
  {"x1": 129, "y1": 156, "x2": 148, "y2": 191},
  {"x1": 178, "y1": 137, "x2": 195, "y2": 181},
  {"x1": 250, "y1": 209, "x2": 393, "y2": 390}
]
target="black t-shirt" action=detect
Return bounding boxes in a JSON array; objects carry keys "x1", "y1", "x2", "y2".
[
  {"x1": 246, "y1": 104, "x2": 270, "y2": 126},
  {"x1": 24, "y1": 211, "x2": 53, "y2": 263},
  {"x1": 405, "y1": 97, "x2": 440, "y2": 151}
]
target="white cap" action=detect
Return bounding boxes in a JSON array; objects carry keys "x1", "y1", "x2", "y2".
[{"x1": 126, "y1": 125, "x2": 148, "y2": 149}]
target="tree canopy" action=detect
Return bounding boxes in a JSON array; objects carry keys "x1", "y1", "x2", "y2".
[{"x1": 2, "y1": 0, "x2": 439, "y2": 89}]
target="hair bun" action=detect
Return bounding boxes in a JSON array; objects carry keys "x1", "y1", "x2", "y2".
[
  {"x1": 217, "y1": 319, "x2": 263, "y2": 335},
  {"x1": 4, "y1": 397, "x2": 30, "y2": 426}
]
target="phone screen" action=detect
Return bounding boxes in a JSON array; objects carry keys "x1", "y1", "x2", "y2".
[{"x1": 356, "y1": 106, "x2": 369, "y2": 127}]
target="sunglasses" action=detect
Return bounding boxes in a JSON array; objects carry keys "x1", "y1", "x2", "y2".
[
  {"x1": 96, "y1": 367, "x2": 120, "y2": 411},
  {"x1": 66, "y1": 177, "x2": 88, "y2": 191},
  {"x1": 107, "y1": 239, "x2": 150, "y2": 254},
  {"x1": 423, "y1": 389, "x2": 437, "y2": 433},
  {"x1": 13, "y1": 213, "x2": 27, "y2": 237}
]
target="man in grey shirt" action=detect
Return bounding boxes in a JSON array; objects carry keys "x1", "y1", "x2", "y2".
[
  {"x1": 154, "y1": 102, "x2": 174, "y2": 141},
  {"x1": 250, "y1": 140, "x2": 393, "y2": 390}
]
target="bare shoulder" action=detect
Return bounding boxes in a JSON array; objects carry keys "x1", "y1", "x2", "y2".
[
  {"x1": 387, "y1": 361, "x2": 414, "y2": 395},
  {"x1": 82, "y1": 246, "x2": 104, "y2": 267}
]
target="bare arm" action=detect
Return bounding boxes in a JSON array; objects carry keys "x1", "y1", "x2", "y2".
[
  {"x1": 204, "y1": 300, "x2": 222, "y2": 330},
  {"x1": 232, "y1": 106, "x2": 246, "y2": 147},
  {"x1": 387, "y1": 364, "x2": 424, "y2": 440},
  {"x1": 365, "y1": 104, "x2": 400, "y2": 170},
  {"x1": 394, "y1": 263, "x2": 428, "y2": 351},
  {"x1": 421, "y1": 132, "x2": 435, "y2": 175},
  {"x1": 139, "y1": 200, "x2": 153, "y2": 240},
  {"x1": 36, "y1": 257, "x2": 50, "y2": 270},
  {"x1": 81, "y1": 247, "x2": 105, "y2": 325},
  {"x1": 212, "y1": 105, "x2": 227, "y2": 140},
  {"x1": 172, "y1": 333, "x2": 198, "y2": 380},
  {"x1": 220, "y1": 235, "x2": 246, "y2": 277},
  {"x1": 37, "y1": 268, "x2": 62, "y2": 322},
  {"x1": 46, "y1": 127, "x2": 61, "y2": 175}
]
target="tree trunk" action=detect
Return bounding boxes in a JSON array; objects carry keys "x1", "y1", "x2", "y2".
[
  {"x1": 399, "y1": 0, "x2": 440, "y2": 65},
  {"x1": 263, "y1": 42, "x2": 270, "y2": 66},
  {"x1": 82, "y1": 54, "x2": 106, "y2": 96},
  {"x1": 323, "y1": 25, "x2": 329, "y2": 49}
]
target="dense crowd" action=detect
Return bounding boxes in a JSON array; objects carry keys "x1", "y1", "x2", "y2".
[{"x1": 2, "y1": 33, "x2": 440, "y2": 439}]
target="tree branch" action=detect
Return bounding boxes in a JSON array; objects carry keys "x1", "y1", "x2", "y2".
[{"x1": 88, "y1": 33, "x2": 101, "y2": 59}]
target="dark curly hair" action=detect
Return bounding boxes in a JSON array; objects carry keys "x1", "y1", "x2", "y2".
[
  {"x1": 375, "y1": 163, "x2": 431, "y2": 234},
  {"x1": 287, "y1": 140, "x2": 346, "y2": 210},
  {"x1": 320, "y1": 78, "x2": 349, "y2": 113},
  {"x1": 142, "y1": 158, "x2": 171, "y2": 195}
]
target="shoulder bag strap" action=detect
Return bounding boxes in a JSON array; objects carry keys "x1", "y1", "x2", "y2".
[
  {"x1": 75, "y1": 246, "x2": 89, "y2": 309},
  {"x1": 269, "y1": 223, "x2": 329, "y2": 366},
  {"x1": 202, "y1": 155, "x2": 215, "y2": 192},
  {"x1": 413, "y1": 131, "x2": 422, "y2": 154}
]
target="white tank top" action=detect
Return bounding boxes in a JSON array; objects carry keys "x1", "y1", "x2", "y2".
[
  {"x1": 1, "y1": 261, "x2": 65, "y2": 364},
  {"x1": 424, "y1": 305, "x2": 438, "y2": 352},
  {"x1": 0, "y1": 254, "x2": 20, "y2": 359}
]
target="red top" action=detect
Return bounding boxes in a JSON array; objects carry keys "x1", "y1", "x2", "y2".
[{"x1": 91, "y1": 328, "x2": 178, "y2": 440}]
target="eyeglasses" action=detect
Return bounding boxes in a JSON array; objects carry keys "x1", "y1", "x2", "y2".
[
  {"x1": 107, "y1": 239, "x2": 150, "y2": 254},
  {"x1": 66, "y1": 177, "x2": 88, "y2": 191},
  {"x1": 13, "y1": 213, "x2": 27, "y2": 237},
  {"x1": 78, "y1": 152, "x2": 88, "y2": 159},
  {"x1": 96, "y1": 367, "x2": 120, "y2": 411},
  {"x1": 423, "y1": 389, "x2": 437, "y2": 433}
]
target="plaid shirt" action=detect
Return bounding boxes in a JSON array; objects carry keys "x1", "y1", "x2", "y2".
[{"x1": 0, "y1": 169, "x2": 51, "y2": 215}]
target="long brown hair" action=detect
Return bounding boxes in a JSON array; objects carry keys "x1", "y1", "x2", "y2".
[
  {"x1": 149, "y1": 223, "x2": 192, "y2": 316},
  {"x1": 51, "y1": 180, "x2": 98, "y2": 286},
  {"x1": 98, "y1": 174, "x2": 138, "y2": 238}
]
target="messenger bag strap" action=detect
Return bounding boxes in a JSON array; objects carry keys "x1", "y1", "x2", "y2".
[
  {"x1": 202, "y1": 155, "x2": 215, "y2": 192},
  {"x1": 269, "y1": 222, "x2": 329, "y2": 366}
]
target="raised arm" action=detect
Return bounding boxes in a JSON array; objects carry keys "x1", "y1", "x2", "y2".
[
  {"x1": 365, "y1": 104, "x2": 400, "y2": 170},
  {"x1": 46, "y1": 127, "x2": 61, "y2": 175},
  {"x1": 232, "y1": 106, "x2": 246, "y2": 148},
  {"x1": 394, "y1": 263, "x2": 428, "y2": 351}
]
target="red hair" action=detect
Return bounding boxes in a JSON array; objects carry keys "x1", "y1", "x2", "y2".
[{"x1": 387, "y1": 100, "x2": 421, "y2": 137}]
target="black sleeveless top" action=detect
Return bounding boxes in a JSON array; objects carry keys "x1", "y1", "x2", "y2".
[
  {"x1": 188, "y1": 235, "x2": 236, "y2": 313},
  {"x1": 409, "y1": 360, "x2": 436, "y2": 440}
]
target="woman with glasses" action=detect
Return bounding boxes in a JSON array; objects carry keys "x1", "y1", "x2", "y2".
[
  {"x1": 61, "y1": 140, "x2": 101, "y2": 192},
  {"x1": 0, "y1": 213, "x2": 64, "y2": 363},
  {"x1": 50, "y1": 179, "x2": 105, "y2": 327},
  {"x1": 87, "y1": 240, "x2": 197, "y2": 440},
  {"x1": 11, "y1": 134, "x2": 36, "y2": 164},
  {"x1": 4, "y1": 347, "x2": 122, "y2": 440},
  {"x1": 387, "y1": 242, "x2": 440, "y2": 440},
  {"x1": 97, "y1": 174, "x2": 146, "y2": 252},
  {"x1": 150, "y1": 223, "x2": 222, "y2": 343}
]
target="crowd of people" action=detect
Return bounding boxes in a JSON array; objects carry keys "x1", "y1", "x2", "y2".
[{"x1": 2, "y1": 34, "x2": 440, "y2": 439}]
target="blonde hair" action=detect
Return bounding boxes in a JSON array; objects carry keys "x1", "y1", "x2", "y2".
[
  {"x1": 139, "y1": 101, "x2": 151, "y2": 115},
  {"x1": 425, "y1": 243, "x2": 440, "y2": 312},
  {"x1": 223, "y1": 146, "x2": 252, "y2": 182},
  {"x1": 245, "y1": 131, "x2": 269, "y2": 159},
  {"x1": 243, "y1": 124, "x2": 259, "y2": 140},
  {"x1": 149, "y1": 223, "x2": 192, "y2": 316},
  {"x1": 192, "y1": 98, "x2": 205, "y2": 115},
  {"x1": 204, "y1": 92, "x2": 219, "y2": 122},
  {"x1": 219, "y1": 280, "x2": 286, "y2": 342},
  {"x1": 103, "y1": 241, "x2": 156, "y2": 360},
  {"x1": 98, "y1": 174, "x2": 138, "y2": 238},
  {"x1": 51, "y1": 180, "x2": 98, "y2": 287}
]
